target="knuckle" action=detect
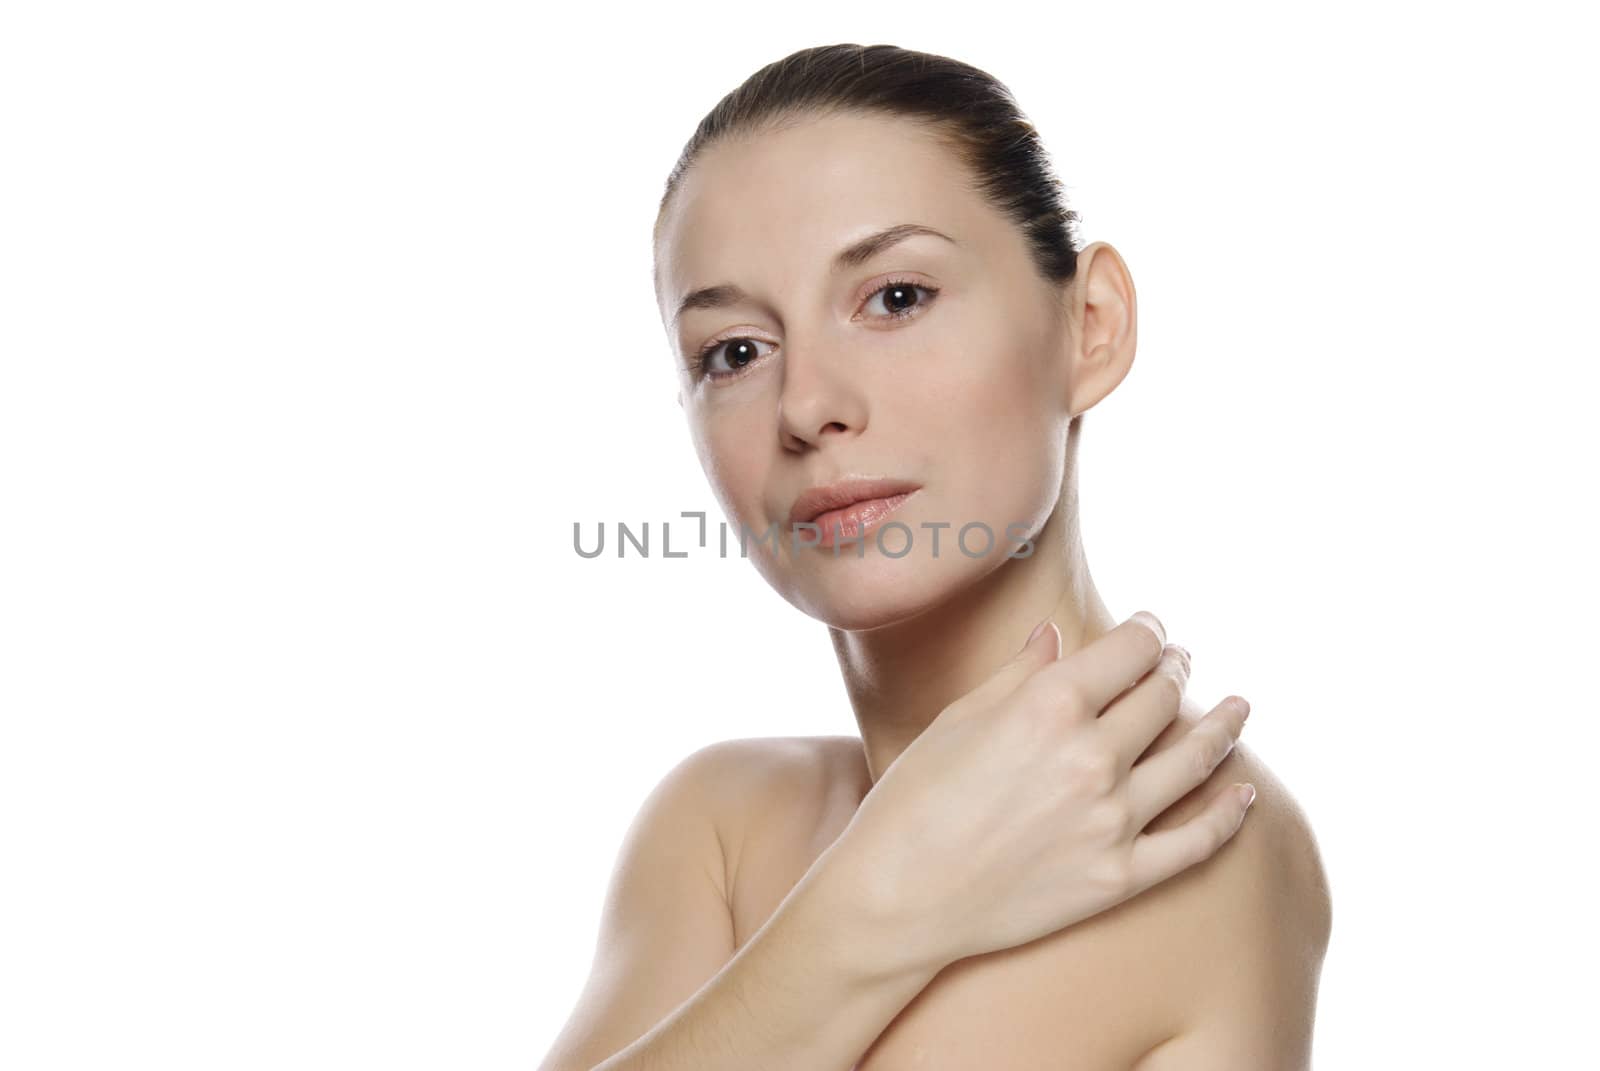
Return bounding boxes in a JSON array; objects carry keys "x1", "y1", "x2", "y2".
[
  {"x1": 1209, "y1": 727, "x2": 1232, "y2": 765},
  {"x1": 1053, "y1": 674, "x2": 1091, "y2": 718},
  {"x1": 1190, "y1": 729, "x2": 1229, "y2": 780},
  {"x1": 1066, "y1": 747, "x2": 1119, "y2": 795},
  {"x1": 1086, "y1": 851, "x2": 1134, "y2": 895},
  {"x1": 1085, "y1": 796, "x2": 1132, "y2": 839},
  {"x1": 1212, "y1": 809, "x2": 1237, "y2": 852},
  {"x1": 1214, "y1": 804, "x2": 1240, "y2": 844},
  {"x1": 1017, "y1": 694, "x2": 1059, "y2": 750}
]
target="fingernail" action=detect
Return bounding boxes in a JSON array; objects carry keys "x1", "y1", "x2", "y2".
[
  {"x1": 1236, "y1": 783, "x2": 1257, "y2": 808},
  {"x1": 1130, "y1": 610, "x2": 1165, "y2": 644}
]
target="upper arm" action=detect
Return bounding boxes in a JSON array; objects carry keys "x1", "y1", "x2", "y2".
[
  {"x1": 1134, "y1": 783, "x2": 1333, "y2": 1070},
  {"x1": 536, "y1": 742, "x2": 740, "y2": 1071}
]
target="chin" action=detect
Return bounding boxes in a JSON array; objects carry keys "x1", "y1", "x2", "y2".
[{"x1": 776, "y1": 550, "x2": 988, "y2": 632}]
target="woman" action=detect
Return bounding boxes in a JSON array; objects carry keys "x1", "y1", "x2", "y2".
[{"x1": 542, "y1": 43, "x2": 1331, "y2": 1071}]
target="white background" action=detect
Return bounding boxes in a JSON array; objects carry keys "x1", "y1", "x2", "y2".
[{"x1": 3, "y1": 2, "x2": 1596, "y2": 1067}]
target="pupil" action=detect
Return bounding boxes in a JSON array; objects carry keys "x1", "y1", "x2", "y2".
[
  {"x1": 729, "y1": 340, "x2": 755, "y2": 368},
  {"x1": 886, "y1": 285, "x2": 914, "y2": 311}
]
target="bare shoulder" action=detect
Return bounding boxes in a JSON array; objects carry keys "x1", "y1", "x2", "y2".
[
  {"x1": 1138, "y1": 704, "x2": 1331, "y2": 912},
  {"x1": 690, "y1": 732, "x2": 864, "y2": 793},
  {"x1": 675, "y1": 734, "x2": 858, "y2": 875},
  {"x1": 1210, "y1": 721, "x2": 1332, "y2": 947},
  {"x1": 1123, "y1": 706, "x2": 1334, "y2": 1067},
  {"x1": 680, "y1": 733, "x2": 844, "y2": 813}
]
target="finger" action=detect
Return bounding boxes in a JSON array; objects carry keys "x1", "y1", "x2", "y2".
[
  {"x1": 1125, "y1": 695, "x2": 1249, "y2": 827},
  {"x1": 1128, "y1": 780, "x2": 1256, "y2": 890},
  {"x1": 1016, "y1": 611, "x2": 1167, "y2": 724},
  {"x1": 1126, "y1": 695, "x2": 1249, "y2": 829},
  {"x1": 963, "y1": 617, "x2": 1064, "y2": 710},
  {"x1": 1095, "y1": 642, "x2": 1191, "y2": 768}
]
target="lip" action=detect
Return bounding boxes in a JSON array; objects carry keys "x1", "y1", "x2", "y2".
[
  {"x1": 788, "y1": 476, "x2": 922, "y2": 545},
  {"x1": 802, "y1": 491, "x2": 917, "y2": 548},
  {"x1": 788, "y1": 476, "x2": 924, "y2": 526}
]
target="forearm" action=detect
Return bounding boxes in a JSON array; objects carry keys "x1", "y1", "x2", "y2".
[{"x1": 590, "y1": 841, "x2": 941, "y2": 1071}]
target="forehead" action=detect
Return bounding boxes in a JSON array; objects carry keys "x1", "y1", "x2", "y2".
[{"x1": 655, "y1": 112, "x2": 993, "y2": 319}]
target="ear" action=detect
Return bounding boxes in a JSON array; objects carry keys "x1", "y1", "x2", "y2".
[
  {"x1": 676, "y1": 389, "x2": 684, "y2": 409},
  {"x1": 1060, "y1": 241, "x2": 1138, "y2": 418}
]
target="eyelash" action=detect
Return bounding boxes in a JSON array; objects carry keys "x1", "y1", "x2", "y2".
[{"x1": 689, "y1": 277, "x2": 942, "y2": 384}]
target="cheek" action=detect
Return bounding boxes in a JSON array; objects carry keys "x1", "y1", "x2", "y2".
[
  {"x1": 691, "y1": 412, "x2": 770, "y2": 520},
  {"x1": 935, "y1": 336, "x2": 1064, "y2": 534}
]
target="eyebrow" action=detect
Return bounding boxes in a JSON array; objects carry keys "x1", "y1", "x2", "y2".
[{"x1": 671, "y1": 223, "x2": 957, "y2": 327}]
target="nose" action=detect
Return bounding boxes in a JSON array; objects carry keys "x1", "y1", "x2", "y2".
[{"x1": 776, "y1": 339, "x2": 867, "y2": 450}]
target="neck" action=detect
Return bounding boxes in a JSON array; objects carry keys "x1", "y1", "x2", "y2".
[{"x1": 827, "y1": 483, "x2": 1116, "y2": 787}]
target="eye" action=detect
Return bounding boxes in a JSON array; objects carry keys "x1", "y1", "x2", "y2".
[
  {"x1": 694, "y1": 336, "x2": 776, "y2": 382},
  {"x1": 860, "y1": 278, "x2": 940, "y2": 321},
  {"x1": 688, "y1": 276, "x2": 941, "y2": 385}
]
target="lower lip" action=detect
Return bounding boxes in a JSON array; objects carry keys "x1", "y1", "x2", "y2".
[{"x1": 798, "y1": 490, "x2": 918, "y2": 549}]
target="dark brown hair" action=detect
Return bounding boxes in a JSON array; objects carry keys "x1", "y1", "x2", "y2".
[{"x1": 653, "y1": 43, "x2": 1084, "y2": 298}]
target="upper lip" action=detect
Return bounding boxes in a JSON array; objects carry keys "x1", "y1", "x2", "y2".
[{"x1": 788, "y1": 476, "x2": 922, "y2": 526}]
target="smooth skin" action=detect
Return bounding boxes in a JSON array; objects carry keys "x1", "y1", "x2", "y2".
[
  {"x1": 539, "y1": 109, "x2": 1332, "y2": 1069},
  {"x1": 538, "y1": 611, "x2": 1315, "y2": 1071},
  {"x1": 831, "y1": 613, "x2": 1259, "y2": 976},
  {"x1": 539, "y1": 612, "x2": 1328, "y2": 1071}
]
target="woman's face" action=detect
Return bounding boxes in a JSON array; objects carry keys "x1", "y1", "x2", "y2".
[{"x1": 654, "y1": 111, "x2": 1081, "y2": 630}]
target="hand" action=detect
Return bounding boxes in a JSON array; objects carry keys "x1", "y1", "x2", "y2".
[{"x1": 831, "y1": 611, "x2": 1254, "y2": 975}]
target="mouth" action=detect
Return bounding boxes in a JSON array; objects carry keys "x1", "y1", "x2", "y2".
[
  {"x1": 788, "y1": 477, "x2": 922, "y2": 549},
  {"x1": 801, "y1": 491, "x2": 918, "y2": 548}
]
